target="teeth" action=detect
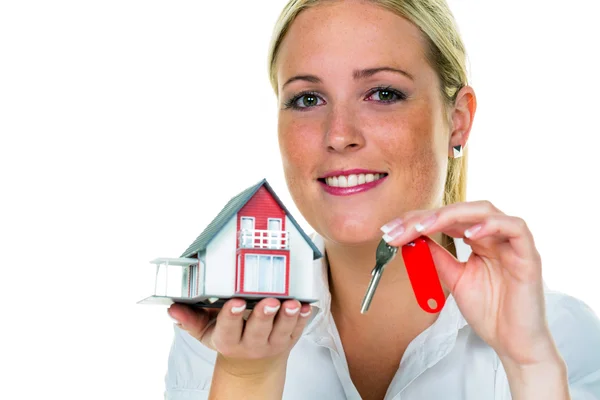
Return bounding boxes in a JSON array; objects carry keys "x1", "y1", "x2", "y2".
[
  {"x1": 324, "y1": 173, "x2": 384, "y2": 187},
  {"x1": 347, "y1": 174, "x2": 357, "y2": 186}
]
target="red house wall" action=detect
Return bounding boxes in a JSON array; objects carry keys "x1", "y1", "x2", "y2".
[
  {"x1": 235, "y1": 186, "x2": 290, "y2": 296},
  {"x1": 236, "y1": 186, "x2": 286, "y2": 239}
]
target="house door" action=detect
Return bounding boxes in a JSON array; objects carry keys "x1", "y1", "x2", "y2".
[
  {"x1": 243, "y1": 254, "x2": 286, "y2": 294},
  {"x1": 268, "y1": 218, "x2": 282, "y2": 248}
]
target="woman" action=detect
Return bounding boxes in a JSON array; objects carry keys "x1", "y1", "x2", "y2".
[{"x1": 165, "y1": 1, "x2": 600, "y2": 399}]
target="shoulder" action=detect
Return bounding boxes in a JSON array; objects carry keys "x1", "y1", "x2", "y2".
[
  {"x1": 544, "y1": 288, "x2": 600, "y2": 347},
  {"x1": 543, "y1": 288, "x2": 600, "y2": 391}
]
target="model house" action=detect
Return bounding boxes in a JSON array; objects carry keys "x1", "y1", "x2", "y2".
[{"x1": 138, "y1": 178, "x2": 322, "y2": 308}]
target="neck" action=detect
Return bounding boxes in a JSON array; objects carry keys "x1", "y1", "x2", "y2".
[{"x1": 325, "y1": 232, "x2": 448, "y2": 325}]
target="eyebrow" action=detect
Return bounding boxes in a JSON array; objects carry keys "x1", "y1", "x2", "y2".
[{"x1": 282, "y1": 66, "x2": 414, "y2": 90}]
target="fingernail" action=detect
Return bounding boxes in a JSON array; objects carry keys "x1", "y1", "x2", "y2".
[
  {"x1": 285, "y1": 307, "x2": 300, "y2": 316},
  {"x1": 464, "y1": 224, "x2": 482, "y2": 238},
  {"x1": 231, "y1": 303, "x2": 246, "y2": 314},
  {"x1": 264, "y1": 305, "x2": 281, "y2": 315},
  {"x1": 415, "y1": 214, "x2": 437, "y2": 233},
  {"x1": 300, "y1": 309, "x2": 312, "y2": 318},
  {"x1": 382, "y1": 224, "x2": 405, "y2": 243},
  {"x1": 380, "y1": 218, "x2": 402, "y2": 234}
]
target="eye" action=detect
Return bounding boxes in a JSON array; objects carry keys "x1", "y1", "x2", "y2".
[
  {"x1": 283, "y1": 92, "x2": 326, "y2": 110},
  {"x1": 366, "y1": 87, "x2": 406, "y2": 103}
]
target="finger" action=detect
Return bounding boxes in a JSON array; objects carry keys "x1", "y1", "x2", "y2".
[
  {"x1": 167, "y1": 303, "x2": 217, "y2": 339},
  {"x1": 269, "y1": 300, "x2": 302, "y2": 347},
  {"x1": 241, "y1": 298, "x2": 281, "y2": 351},
  {"x1": 211, "y1": 298, "x2": 247, "y2": 352},
  {"x1": 462, "y1": 214, "x2": 538, "y2": 262},
  {"x1": 380, "y1": 210, "x2": 429, "y2": 235},
  {"x1": 290, "y1": 303, "x2": 313, "y2": 341},
  {"x1": 410, "y1": 200, "x2": 502, "y2": 239},
  {"x1": 421, "y1": 235, "x2": 465, "y2": 292},
  {"x1": 382, "y1": 200, "x2": 503, "y2": 246}
]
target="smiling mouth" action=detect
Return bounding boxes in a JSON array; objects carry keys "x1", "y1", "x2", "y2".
[{"x1": 318, "y1": 172, "x2": 388, "y2": 188}]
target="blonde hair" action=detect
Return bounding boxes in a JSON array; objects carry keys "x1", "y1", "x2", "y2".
[{"x1": 268, "y1": 0, "x2": 469, "y2": 251}]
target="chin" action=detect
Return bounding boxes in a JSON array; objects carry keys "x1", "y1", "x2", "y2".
[{"x1": 318, "y1": 213, "x2": 382, "y2": 246}]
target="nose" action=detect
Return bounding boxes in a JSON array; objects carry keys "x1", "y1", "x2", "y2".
[{"x1": 324, "y1": 106, "x2": 366, "y2": 153}]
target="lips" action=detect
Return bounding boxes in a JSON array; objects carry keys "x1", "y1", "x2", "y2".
[
  {"x1": 323, "y1": 172, "x2": 385, "y2": 187},
  {"x1": 318, "y1": 169, "x2": 388, "y2": 196}
]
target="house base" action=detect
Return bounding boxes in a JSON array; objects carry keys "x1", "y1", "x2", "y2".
[{"x1": 137, "y1": 294, "x2": 318, "y2": 310}]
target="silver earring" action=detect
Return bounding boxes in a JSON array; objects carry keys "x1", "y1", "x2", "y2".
[{"x1": 453, "y1": 145, "x2": 463, "y2": 158}]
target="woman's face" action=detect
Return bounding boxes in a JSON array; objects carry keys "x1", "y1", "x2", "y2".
[{"x1": 276, "y1": 1, "x2": 460, "y2": 245}]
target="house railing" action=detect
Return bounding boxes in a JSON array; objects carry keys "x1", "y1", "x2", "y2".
[{"x1": 239, "y1": 229, "x2": 289, "y2": 249}]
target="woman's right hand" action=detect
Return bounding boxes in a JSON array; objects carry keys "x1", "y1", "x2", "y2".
[{"x1": 167, "y1": 298, "x2": 312, "y2": 377}]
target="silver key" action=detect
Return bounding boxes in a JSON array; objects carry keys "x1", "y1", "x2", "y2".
[{"x1": 360, "y1": 238, "x2": 398, "y2": 314}]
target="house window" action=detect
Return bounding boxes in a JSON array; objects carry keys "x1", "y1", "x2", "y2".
[
  {"x1": 240, "y1": 217, "x2": 254, "y2": 247},
  {"x1": 268, "y1": 218, "x2": 282, "y2": 248},
  {"x1": 244, "y1": 254, "x2": 286, "y2": 293}
]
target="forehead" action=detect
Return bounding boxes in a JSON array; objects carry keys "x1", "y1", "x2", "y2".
[{"x1": 276, "y1": 1, "x2": 430, "y2": 85}]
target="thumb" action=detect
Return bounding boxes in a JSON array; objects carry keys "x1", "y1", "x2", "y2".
[
  {"x1": 421, "y1": 235, "x2": 465, "y2": 293},
  {"x1": 168, "y1": 303, "x2": 218, "y2": 341}
]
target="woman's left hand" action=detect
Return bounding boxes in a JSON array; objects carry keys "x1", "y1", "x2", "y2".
[{"x1": 380, "y1": 200, "x2": 561, "y2": 368}]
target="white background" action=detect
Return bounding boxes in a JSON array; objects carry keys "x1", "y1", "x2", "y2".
[{"x1": 1, "y1": 0, "x2": 599, "y2": 398}]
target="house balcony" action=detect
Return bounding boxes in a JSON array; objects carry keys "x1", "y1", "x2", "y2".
[{"x1": 238, "y1": 229, "x2": 289, "y2": 250}]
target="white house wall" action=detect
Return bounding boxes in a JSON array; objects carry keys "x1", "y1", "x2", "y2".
[
  {"x1": 205, "y1": 217, "x2": 237, "y2": 296},
  {"x1": 286, "y1": 216, "x2": 315, "y2": 300}
]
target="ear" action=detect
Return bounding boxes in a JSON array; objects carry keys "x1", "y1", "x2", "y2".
[{"x1": 447, "y1": 86, "x2": 477, "y2": 157}]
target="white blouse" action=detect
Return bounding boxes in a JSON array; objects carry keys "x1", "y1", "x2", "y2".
[{"x1": 164, "y1": 235, "x2": 600, "y2": 399}]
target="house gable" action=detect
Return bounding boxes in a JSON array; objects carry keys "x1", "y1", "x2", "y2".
[
  {"x1": 180, "y1": 178, "x2": 322, "y2": 260},
  {"x1": 180, "y1": 181, "x2": 261, "y2": 258},
  {"x1": 237, "y1": 186, "x2": 286, "y2": 232}
]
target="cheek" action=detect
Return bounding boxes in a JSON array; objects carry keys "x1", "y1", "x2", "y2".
[
  {"x1": 405, "y1": 126, "x2": 447, "y2": 206},
  {"x1": 375, "y1": 110, "x2": 446, "y2": 206},
  {"x1": 278, "y1": 116, "x2": 319, "y2": 174},
  {"x1": 409, "y1": 148, "x2": 445, "y2": 197},
  {"x1": 374, "y1": 110, "x2": 438, "y2": 163},
  {"x1": 277, "y1": 115, "x2": 321, "y2": 219}
]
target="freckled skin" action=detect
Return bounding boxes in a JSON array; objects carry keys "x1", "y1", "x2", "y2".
[{"x1": 276, "y1": 0, "x2": 452, "y2": 245}]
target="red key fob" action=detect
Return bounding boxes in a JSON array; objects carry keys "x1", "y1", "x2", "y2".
[{"x1": 401, "y1": 236, "x2": 445, "y2": 313}]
